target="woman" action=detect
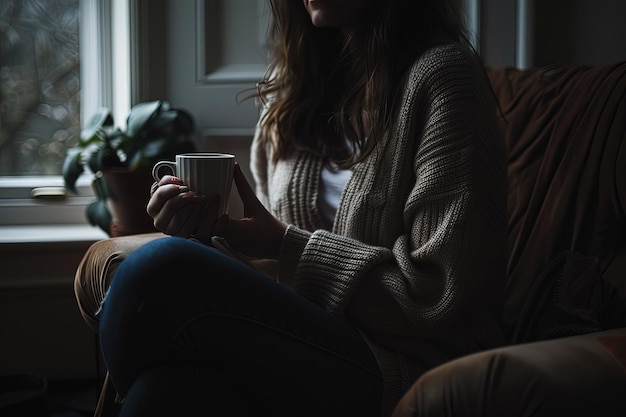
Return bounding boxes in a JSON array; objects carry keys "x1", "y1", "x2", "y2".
[{"x1": 98, "y1": 0, "x2": 508, "y2": 415}]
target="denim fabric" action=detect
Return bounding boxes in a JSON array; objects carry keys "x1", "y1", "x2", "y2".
[{"x1": 100, "y1": 237, "x2": 382, "y2": 416}]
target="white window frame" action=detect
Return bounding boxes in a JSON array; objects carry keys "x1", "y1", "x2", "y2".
[
  {"x1": 0, "y1": 0, "x2": 130, "y2": 231},
  {"x1": 463, "y1": 0, "x2": 481, "y2": 52},
  {"x1": 516, "y1": 0, "x2": 534, "y2": 69}
]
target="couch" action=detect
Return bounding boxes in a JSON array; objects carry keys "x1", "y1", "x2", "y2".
[
  {"x1": 391, "y1": 62, "x2": 626, "y2": 416},
  {"x1": 74, "y1": 62, "x2": 626, "y2": 416}
]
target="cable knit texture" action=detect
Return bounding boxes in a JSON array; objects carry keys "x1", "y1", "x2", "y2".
[{"x1": 251, "y1": 43, "x2": 508, "y2": 415}]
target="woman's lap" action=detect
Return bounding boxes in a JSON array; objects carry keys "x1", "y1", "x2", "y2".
[{"x1": 100, "y1": 236, "x2": 382, "y2": 416}]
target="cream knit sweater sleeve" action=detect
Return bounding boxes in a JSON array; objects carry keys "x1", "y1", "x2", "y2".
[{"x1": 253, "y1": 43, "x2": 507, "y2": 341}]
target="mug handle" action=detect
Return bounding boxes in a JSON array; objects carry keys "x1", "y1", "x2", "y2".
[{"x1": 152, "y1": 161, "x2": 177, "y2": 182}]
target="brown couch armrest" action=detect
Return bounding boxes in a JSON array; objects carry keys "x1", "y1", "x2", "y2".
[
  {"x1": 392, "y1": 328, "x2": 626, "y2": 417},
  {"x1": 74, "y1": 232, "x2": 164, "y2": 333}
]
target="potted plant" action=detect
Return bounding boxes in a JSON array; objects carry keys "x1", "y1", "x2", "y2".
[{"x1": 63, "y1": 100, "x2": 196, "y2": 236}]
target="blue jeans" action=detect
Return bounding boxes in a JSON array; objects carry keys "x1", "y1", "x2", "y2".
[{"x1": 100, "y1": 237, "x2": 383, "y2": 416}]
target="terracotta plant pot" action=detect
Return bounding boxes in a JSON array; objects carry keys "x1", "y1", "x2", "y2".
[{"x1": 103, "y1": 167, "x2": 158, "y2": 237}]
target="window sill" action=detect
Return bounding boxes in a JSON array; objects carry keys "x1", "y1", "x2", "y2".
[{"x1": 0, "y1": 224, "x2": 108, "y2": 246}]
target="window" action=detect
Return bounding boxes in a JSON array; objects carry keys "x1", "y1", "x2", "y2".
[
  {"x1": 0, "y1": 0, "x2": 80, "y2": 177},
  {"x1": 0, "y1": 0, "x2": 129, "y2": 228}
]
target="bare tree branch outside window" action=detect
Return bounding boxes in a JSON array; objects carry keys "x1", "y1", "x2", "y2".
[{"x1": 0, "y1": 0, "x2": 80, "y2": 176}]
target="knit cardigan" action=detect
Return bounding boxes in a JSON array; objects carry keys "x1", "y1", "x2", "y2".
[{"x1": 250, "y1": 43, "x2": 508, "y2": 415}]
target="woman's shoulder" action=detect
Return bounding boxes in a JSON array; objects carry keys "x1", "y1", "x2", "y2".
[
  {"x1": 404, "y1": 42, "x2": 481, "y2": 94},
  {"x1": 413, "y1": 42, "x2": 475, "y2": 75}
]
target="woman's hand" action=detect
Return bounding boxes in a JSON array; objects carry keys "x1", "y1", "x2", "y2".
[
  {"x1": 207, "y1": 163, "x2": 287, "y2": 259},
  {"x1": 146, "y1": 175, "x2": 219, "y2": 238}
]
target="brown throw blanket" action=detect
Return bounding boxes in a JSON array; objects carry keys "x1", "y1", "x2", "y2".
[{"x1": 487, "y1": 62, "x2": 626, "y2": 335}]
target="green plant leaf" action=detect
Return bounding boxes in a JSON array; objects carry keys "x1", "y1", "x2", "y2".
[
  {"x1": 87, "y1": 145, "x2": 123, "y2": 174},
  {"x1": 172, "y1": 108, "x2": 194, "y2": 134},
  {"x1": 78, "y1": 129, "x2": 108, "y2": 148},
  {"x1": 87, "y1": 173, "x2": 113, "y2": 235},
  {"x1": 86, "y1": 200, "x2": 112, "y2": 236},
  {"x1": 80, "y1": 108, "x2": 113, "y2": 141},
  {"x1": 126, "y1": 101, "x2": 163, "y2": 138},
  {"x1": 61, "y1": 148, "x2": 84, "y2": 193},
  {"x1": 126, "y1": 140, "x2": 160, "y2": 171},
  {"x1": 147, "y1": 109, "x2": 178, "y2": 132},
  {"x1": 91, "y1": 172, "x2": 112, "y2": 199}
]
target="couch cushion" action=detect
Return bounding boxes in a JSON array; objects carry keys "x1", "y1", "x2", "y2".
[
  {"x1": 487, "y1": 62, "x2": 626, "y2": 333},
  {"x1": 391, "y1": 329, "x2": 626, "y2": 417}
]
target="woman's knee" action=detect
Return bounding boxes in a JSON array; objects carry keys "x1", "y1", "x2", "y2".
[
  {"x1": 102, "y1": 237, "x2": 214, "y2": 309},
  {"x1": 99, "y1": 239, "x2": 242, "y2": 363}
]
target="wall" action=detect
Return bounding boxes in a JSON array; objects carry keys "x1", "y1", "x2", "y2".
[
  {"x1": 0, "y1": 237, "x2": 103, "y2": 379},
  {"x1": 533, "y1": 0, "x2": 626, "y2": 66},
  {"x1": 480, "y1": 0, "x2": 626, "y2": 68},
  {"x1": 479, "y1": 0, "x2": 517, "y2": 66}
]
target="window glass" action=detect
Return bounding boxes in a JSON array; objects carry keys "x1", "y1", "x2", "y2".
[{"x1": 0, "y1": 0, "x2": 80, "y2": 177}]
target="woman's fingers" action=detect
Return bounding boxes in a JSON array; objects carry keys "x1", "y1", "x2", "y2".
[
  {"x1": 147, "y1": 175, "x2": 206, "y2": 235},
  {"x1": 213, "y1": 164, "x2": 287, "y2": 259},
  {"x1": 152, "y1": 195, "x2": 200, "y2": 234},
  {"x1": 147, "y1": 184, "x2": 186, "y2": 217},
  {"x1": 147, "y1": 175, "x2": 189, "y2": 216},
  {"x1": 161, "y1": 202, "x2": 203, "y2": 237},
  {"x1": 233, "y1": 163, "x2": 262, "y2": 216},
  {"x1": 192, "y1": 195, "x2": 222, "y2": 243}
]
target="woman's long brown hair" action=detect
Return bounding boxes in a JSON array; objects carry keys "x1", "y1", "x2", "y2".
[{"x1": 254, "y1": 0, "x2": 472, "y2": 168}]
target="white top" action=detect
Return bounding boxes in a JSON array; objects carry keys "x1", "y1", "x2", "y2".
[{"x1": 318, "y1": 163, "x2": 352, "y2": 225}]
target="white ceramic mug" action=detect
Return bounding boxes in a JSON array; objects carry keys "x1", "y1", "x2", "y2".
[{"x1": 152, "y1": 152, "x2": 235, "y2": 215}]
